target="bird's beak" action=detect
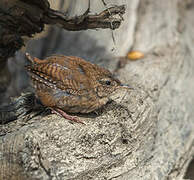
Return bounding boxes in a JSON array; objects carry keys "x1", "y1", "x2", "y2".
[{"x1": 120, "y1": 84, "x2": 134, "y2": 90}]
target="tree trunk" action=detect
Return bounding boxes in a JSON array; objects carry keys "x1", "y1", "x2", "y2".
[{"x1": 0, "y1": 0, "x2": 194, "y2": 180}]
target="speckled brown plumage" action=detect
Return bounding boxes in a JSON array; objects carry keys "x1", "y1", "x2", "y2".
[{"x1": 25, "y1": 53, "x2": 131, "y2": 123}]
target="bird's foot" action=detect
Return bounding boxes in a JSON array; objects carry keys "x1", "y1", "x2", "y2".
[{"x1": 51, "y1": 108, "x2": 85, "y2": 125}]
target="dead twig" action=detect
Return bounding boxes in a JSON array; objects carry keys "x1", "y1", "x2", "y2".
[{"x1": 44, "y1": 5, "x2": 126, "y2": 31}]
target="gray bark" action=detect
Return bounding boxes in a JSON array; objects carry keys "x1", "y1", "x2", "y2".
[{"x1": 0, "y1": 0, "x2": 194, "y2": 180}]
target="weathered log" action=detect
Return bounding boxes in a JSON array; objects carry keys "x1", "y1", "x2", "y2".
[{"x1": 0, "y1": 0, "x2": 194, "y2": 179}]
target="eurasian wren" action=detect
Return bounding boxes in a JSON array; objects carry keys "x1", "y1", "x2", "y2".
[{"x1": 25, "y1": 53, "x2": 131, "y2": 124}]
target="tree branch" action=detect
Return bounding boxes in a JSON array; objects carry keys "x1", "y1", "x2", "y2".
[
  {"x1": 44, "y1": 5, "x2": 126, "y2": 31},
  {"x1": 0, "y1": 0, "x2": 125, "y2": 59}
]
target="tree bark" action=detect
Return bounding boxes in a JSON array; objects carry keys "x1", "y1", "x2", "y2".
[{"x1": 0, "y1": 0, "x2": 194, "y2": 180}]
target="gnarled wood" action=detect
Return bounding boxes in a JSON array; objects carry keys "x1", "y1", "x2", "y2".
[{"x1": 0, "y1": 0, "x2": 194, "y2": 179}]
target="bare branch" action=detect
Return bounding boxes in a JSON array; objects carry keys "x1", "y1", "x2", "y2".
[{"x1": 44, "y1": 5, "x2": 126, "y2": 31}]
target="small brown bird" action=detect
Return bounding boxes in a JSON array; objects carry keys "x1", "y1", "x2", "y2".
[{"x1": 25, "y1": 53, "x2": 131, "y2": 124}]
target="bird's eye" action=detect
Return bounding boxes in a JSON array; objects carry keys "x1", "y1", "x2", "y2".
[
  {"x1": 99, "y1": 78, "x2": 115, "y2": 86},
  {"x1": 105, "y1": 80, "x2": 111, "y2": 85}
]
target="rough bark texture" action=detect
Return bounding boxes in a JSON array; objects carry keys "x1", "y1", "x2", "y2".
[{"x1": 0, "y1": 0, "x2": 194, "y2": 180}]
